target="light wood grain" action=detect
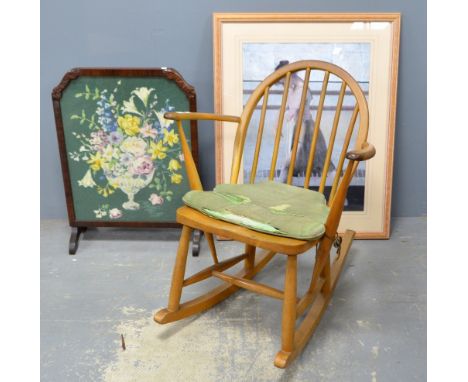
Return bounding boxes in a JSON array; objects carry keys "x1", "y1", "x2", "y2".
[
  {"x1": 281, "y1": 256, "x2": 297, "y2": 353},
  {"x1": 346, "y1": 142, "x2": 376, "y2": 161},
  {"x1": 155, "y1": 249, "x2": 278, "y2": 324},
  {"x1": 176, "y1": 120, "x2": 203, "y2": 191},
  {"x1": 244, "y1": 244, "x2": 256, "y2": 273},
  {"x1": 213, "y1": 12, "x2": 402, "y2": 23},
  {"x1": 319, "y1": 81, "x2": 347, "y2": 194},
  {"x1": 304, "y1": 71, "x2": 330, "y2": 188},
  {"x1": 330, "y1": 105, "x2": 359, "y2": 202},
  {"x1": 212, "y1": 271, "x2": 285, "y2": 300},
  {"x1": 167, "y1": 225, "x2": 192, "y2": 311},
  {"x1": 269, "y1": 72, "x2": 291, "y2": 180},
  {"x1": 176, "y1": 206, "x2": 318, "y2": 255},
  {"x1": 165, "y1": 111, "x2": 241, "y2": 123},
  {"x1": 205, "y1": 232, "x2": 219, "y2": 264},
  {"x1": 250, "y1": 87, "x2": 270, "y2": 183},
  {"x1": 274, "y1": 230, "x2": 355, "y2": 368},
  {"x1": 157, "y1": 58, "x2": 379, "y2": 369},
  {"x1": 287, "y1": 67, "x2": 311, "y2": 184},
  {"x1": 182, "y1": 253, "x2": 248, "y2": 287}
]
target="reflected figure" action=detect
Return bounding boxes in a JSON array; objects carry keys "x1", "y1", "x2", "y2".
[{"x1": 276, "y1": 60, "x2": 334, "y2": 184}]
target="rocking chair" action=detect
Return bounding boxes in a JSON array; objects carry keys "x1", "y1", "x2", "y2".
[{"x1": 154, "y1": 60, "x2": 376, "y2": 368}]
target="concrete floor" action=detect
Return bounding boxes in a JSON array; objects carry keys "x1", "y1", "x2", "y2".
[{"x1": 41, "y1": 218, "x2": 426, "y2": 381}]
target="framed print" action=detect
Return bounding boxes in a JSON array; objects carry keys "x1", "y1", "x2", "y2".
[
  {"x1": 213, "y1": 13, "x2": 400, "y2": 238},
  {"x1": 52, "y1": 68, "x2": 198, "y2": 252}
]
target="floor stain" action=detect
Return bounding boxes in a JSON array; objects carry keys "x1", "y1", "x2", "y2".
[{"x1": 101, "y1": 303, "x2": 289, "y2": 382}]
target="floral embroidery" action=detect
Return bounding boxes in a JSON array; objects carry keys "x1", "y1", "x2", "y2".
[
  {"x1": 117, "y1": 114, "x2": 141, "y2": 136},
  {"x1": 149, "y1": 193, "x2": 164, "y2": 205},
  {"x1": 170, "y1": 173, "x2": 183, "y2": 184},
  {"x1": 109, "y1": 208, "x2": 123, "y2": 219},
  {"x1": 69, "y1": 83, "x2": 185, "y2": 218},
  {"x1": 163, "y1": 128, "x2": 179, "y2": 147},
  {"x1": 168, "y1": 159, "x2": 182, "y2": 172}
]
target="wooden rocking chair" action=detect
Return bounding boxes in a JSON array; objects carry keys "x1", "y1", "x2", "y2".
[{"x1": 154, "y1": 60, "x2": 376, "y2": 368}]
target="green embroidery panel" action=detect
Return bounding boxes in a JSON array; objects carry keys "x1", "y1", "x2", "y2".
[{"x1": 60, "y1": 76, "x2": 193, "y2": 222}]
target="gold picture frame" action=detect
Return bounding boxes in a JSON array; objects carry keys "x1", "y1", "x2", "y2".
[{"x1": 213, "y1": 13, "x2": 400, "y2": 239}]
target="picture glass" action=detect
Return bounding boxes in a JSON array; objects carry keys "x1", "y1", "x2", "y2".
[
  {"x1": 216, "y1": 15, "x2": 400, "y2": 237},
  {"x1": 60, "y1": 76, "x2": 192, "y2": 222},
  {"x1": 242, "y1": 42, "x2": 370, "y2": 211}
]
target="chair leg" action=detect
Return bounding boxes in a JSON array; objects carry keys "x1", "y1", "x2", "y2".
[
  {"x1": 279, "y1": 256, "x2": 297, "y2": 355},
  {"x1": 320, "y1": 255, "x2": 331, "y2": 295},
  {"x1": 167, "y1": 225, "x2": 193, "y2": 312},
  {"x1": 244, "y1": 244, "x2": 256, "y2": 273},
  {"x1": 275, "y1": 230, "x2": 356, "y2": 368},
  {"x1": 205, "y1": 232, "x2": 219, "y2": 264}
]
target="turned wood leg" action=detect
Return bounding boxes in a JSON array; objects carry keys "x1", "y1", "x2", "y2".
[
  {"x1": 68, "y1": 226, "x2": 87, "y2": 255},
  {"x1": 281, "y1": 255, "x2": 297, "y2": 353},
  {"x1": 168, "y1": 225, "x2": 193, "y2": 312},
  {"x1": 244, "y1": 244, "x2": 256, "y2": 273},
  {"x1": 275, "y1": 231, "x2": 355, "y2": 368},
  {"x1": 205, "y1": 233, "x2": 219, "y2": 264},
  {"x1": 320, "y1": 255, "x2": 331, "y2": 295}
]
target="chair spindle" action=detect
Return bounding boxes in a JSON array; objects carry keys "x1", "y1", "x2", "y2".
[
  {"x1": 250, "y1": 87, "x2": 270, "y2": 183},
  {"x1": 304, "y1": 71, "x2": 330, "y2": 188},
  {"x1": 287, "y1": 68, "x2": 311, "y2": 184},
  {"x1": 318, "y1": 81, "x2": 347, "y2": 194},
  {"x1": 329, "y1": 104, "x2": 359, "y2": 203},
  {"x1": 269, "y1": 72, "x2": 291, "y2": 180}
]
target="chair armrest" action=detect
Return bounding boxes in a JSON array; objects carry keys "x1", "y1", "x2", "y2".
[
  {"x1": 165, "y1": 112, "x2": 241, "y2": 191},
  {"x1": 164, "y1": 112, "x2": 241, "y2": 123},
  {"x1": 325, "y1": 142, "x2": 376, "y2": 238},
  {"x1": 345, "y1": 142, "x2": 376, "y2": 161}
]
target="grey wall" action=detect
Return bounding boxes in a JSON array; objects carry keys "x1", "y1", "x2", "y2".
[{"x1": 41, "y1": 0, "x2": 426, "y2": 218}]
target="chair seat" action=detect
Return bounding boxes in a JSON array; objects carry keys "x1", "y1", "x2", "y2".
[
  {"x1": 177, "y1": 206, "x2": 320, "y2": 255},
  {"x1": 182, "y1": 181, "x2": 329, "y2": 242}
]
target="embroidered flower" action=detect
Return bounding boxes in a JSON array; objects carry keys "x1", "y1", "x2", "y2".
[
  {"x1": 93, "y1": 208, "x2": 107, "y2": 218},
  {"x1": 140, "y1": 123, "x2": 158, "y2": 139},
  {"x1": 168, "y1": 159, "x2": 181, "y2": 171},
  {"x1": 87, "y1": 152, "x2": 103, "y2": 172},
  {"x1": 120, "y1": 137, "x2": 147, "y2": 157},
  {"x1": 149, "y1": 193, "x2": 164, "y2": 205},
  {"x1": 155, "y1": 112, "x2": 174, "y2": 129},
  {"x1": 148, "y1": 140, "x2": 167, "y2": 160},
  {"x1": 131, "y1": 155, "x2": 154, "y2": 175},
  {"x1": 132, "y1": 87, "x2": 155, "y2": 107},
  {"x1": 77, "y1": 169, "x2": 96, "y2": 188},
  {"x1": 121, "y1": 97, "x2": 142, "y2": 117},
  {"x1": 163, "y1": 128, "x2": 179, "y2": 147},
  {"x1": 118, "y1": 114, "x2": 141, "y2": 136},
  {"x1": 109, "y1": 131, "x2": 123, "y2": 145},
  {"x1": 109, "y1": 208, "x2": 122, "y2": 219},
  {"x1": 120, "y1": 152, "x2": 133, "y2": 165},
  {"x1": 90, "y1": 131, "x2": 109, "y2": 150},
  {"x1": 101, "y1": 144, "x2": 120, "y2": 163},
  {"x1": 170, "y1": 173, "x2": 183, "y2": 184}
]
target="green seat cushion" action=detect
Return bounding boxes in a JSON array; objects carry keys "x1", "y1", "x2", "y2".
[{"x1": 182, "y1": 181, "x2": 329, "y2": 240}]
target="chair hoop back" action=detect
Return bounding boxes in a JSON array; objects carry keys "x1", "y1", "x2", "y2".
[{"x1": 230, "y1": 60, "x2": 369, "y2": 204}]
